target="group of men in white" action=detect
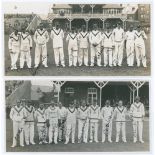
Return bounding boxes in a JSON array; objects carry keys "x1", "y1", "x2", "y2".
[
  {"x1": 8, "y1": 22, "x2": 147, "y2": 70},
  {"x1": 9, "y1": 96, "x2": 145, "y2": 148}
]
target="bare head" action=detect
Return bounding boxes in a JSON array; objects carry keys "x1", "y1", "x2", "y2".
[
  {"x1": 118, "y1": 100, "x2": 123, "y2": 107},
  {"x1": 16, "y1": 99, "x2": 21, "y2": 107},
  {"x1": 135, "y1": 96, "x2": 140, "y2": 103},
  {"x1": 81, "y1": 99, "x2": 86, "y2": 107},
  {"x1": 105, "y1": 100, "x2": 110, "y2": 107}
]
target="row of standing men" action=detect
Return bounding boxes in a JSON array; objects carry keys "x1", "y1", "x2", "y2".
[
  {"x1": 9, "y1": 96, "x2": 145, "y2": 147},
  {"x1": 8, "y1": 22, "x2": 147, "y2": 70}
]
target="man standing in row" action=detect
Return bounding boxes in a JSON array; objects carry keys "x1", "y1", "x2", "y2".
[
  {"x1": 33, "y1": 23, "x2": 49, "y2": 68},
  {"x1": 78, "y1": 25, "x2": 89, "y2": 66},
  {"x1": 8, "y1": 29, "x2": 20, "y2": 70},
  {"x1": 112, "y1": 22, "x2": 124, "y2": 66},
  {"x1": 89, "y1": 24, "x2": 102, "y2": 66},
  {"x1": 51, "y1": 23, "x2": 65, "y2": 67}
]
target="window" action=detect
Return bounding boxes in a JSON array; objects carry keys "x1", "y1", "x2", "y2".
[
  {"x1": 65, "y1": 87, "x2": 74, "y2": 94},
  {"x1": 87, "y1": 88, "x2": 97, "y2": 104}
]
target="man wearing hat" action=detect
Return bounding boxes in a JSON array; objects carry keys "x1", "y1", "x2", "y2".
[
  {"x1": 89, "y1": 24, "x2": 102, "y2": 66},
  {"x1": 51, "y1": 23, "x2": 65, "y2": 67},
  {"x1": 9, "y1": 99, "x2": 25, "y2": 147},
  {"x1": 130, "y1": 96, "x2": 145, "y2": 143},
  {"x1": 102, "y1": 26, "x2": 114, "y2": 67},
  {"x1": 34, "y1": 102, "x2": 48, "y2": 144},
  {"x1": 88, "y1": 99, "x2": 100, "y2": 143},
  {"x1": 20, "y1": 26, "x2": 32, "y2": 69},
  {"x1": 33, "y1": 23, "x2": 49, "y2": 68},
  {"x1": 46, "y1": 100, "x2": 60, "y2": 144},
  {"x1": 112, "y1": 22, "x2": 125, "y2": 66},
  {"x1": 100, "y1": 100, "x2": 113, "y2": 143},
  {"x1": 65, "y1": 101, "x2": 77, "y2": 144},
  {"x1": 58, "y1": 102, "x2": 67, "y2": 142},
  {"x1": 77, "y1": 99, "x2": 89, "y2": 143},
  {"x1": 125, "y1": 25, "x2": 135, "y2": 67},
  {"x1": 8, "y1": 29, "x2": 21, "y2": 70},
  {"x1": 134, "y1": 25, "x2": 147, "y2": 67},
  {"x1": 23, "y1": 100, "x2": 35, "y2": 145},
  {"x1": 78, "y1": 25, "x2": 89, "y2": 66}
]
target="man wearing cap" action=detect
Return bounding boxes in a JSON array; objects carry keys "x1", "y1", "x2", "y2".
[
  {"x1": 130, "y1": 96, "x2": 145, "y2": 143},
  {"x1": 23, "y1": 100, "x2": 35, "y2": 145},
  {"x1": 58, "y1": 102, "x2": 67, "y2": 142},
  {"x1": 125, "y1": 25, "x2": 135, "y2": 67},
  {"x1": 112, "y1": 22, "x2": 125, "y2": 66},
  {"x1": 34, "y1": 103, "x2": 48, "y2": 144},
  {"x1": 77, "y1": 99, "x2": 89, "y2": 143},
  {"x1": 20, "y1": 26, "x2": 32, "y2": 69},
  {"x1": 46, "y1": 100, "x2": 60, "y2": 144},
  {"x1": 65, "y1": 101, "x2": 77, "y2": 144},
  {"x1": 66, "y1": 27, "x2": 79, "y2": 67},
  {"x1": 78, "y1": 25, "x2": 89, "y2": 66},
  {"x1": 10, "y1": 99, "x2": 25, "y2": 147},
  {"x1": 134, "y1": 25, "x2": 147, "y2": 67},
  {"x1": 102, "y1": 26, "x2": 114, "y2": 67},
  {"x1": 8, "y1": 29, "x2": 21, "y2": 70},
  {"x1": 88, "y1": 99, "x2": 100, "y2": 143},
  {"x1": 33, "y1": 23, "x2": 49, "y2": 68},
  {"x1": 50, "y1": 23, "x2": 65, "y2": 67},
  {"x1": 113, "y1": 100, "x2": 127, "y2": 143},
  {"x1": 100, "y1": 100, "x2": 113, "y2": 143},
  {"x1": 89, "y1": 24, "x2": 102, "y2": 66}
]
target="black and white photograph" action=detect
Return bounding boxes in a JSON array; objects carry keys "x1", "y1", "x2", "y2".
[
  {"x1": 3, "y1": 2, "x2": 151, "y2": 76},
  {"x1": 5, "y1": 80, "x2": 149, "y2": 152}
]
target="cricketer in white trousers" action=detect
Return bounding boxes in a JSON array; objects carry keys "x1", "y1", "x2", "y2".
[
  {"x1": 113, "y1": 106, "x2": 127, "y2": 142},
  {"x1": 100, "y1": 106, "x2": 113, "y2": 142},
  {"x1": 77, "y1": 106, "x2": 89, "y2": 143},
  {"x1": 58, "y1": 107, "x2": 67, "y2": 141},
  {"x1": 112, "y1": 27, "x2": 124, "y2": 66},
  {"x1": 10, "y1": 105, "x2": 25, "y2": 147},
  {"x1": 24, "y1": 105, "x2": 35, "y2": 145},
  {"x1": 78, "y1": 32, "x2": 89, "y2": 66},
  {"x1": 134, "y1": 30, "x2": 147, "y2": 67},
  {"x1": 50, "y1": 28, "x2": 65, "y2": 66},
  {"x1": 89, "y1": 30, "x2": 102, "y2": 66},
  {"x1": 33, "y1": 29, "x2": 49, "y2": 67},
  {"x1": 65, "y1": 107, "x2": 77, "y2": 144},
  {"x1": 20, "y1": 32, "x2": 32, "y2": 68},
  {"x1": 8, "y1": 32, "x2": 21, "y2": 69},
  {"x1": 125, "y1": 31, "x2": 135, "y2": 66},
  {"x1": 66, "y1": 33, "x2": 78, "y2": 66},
  {"x1": 102, "y1": 31, "x2": 114, "y2": 67},
  {"x1": 34, "y1": 108, "x2": 47, "y2": 144},
  {"x1": 89, "y1": 105, "x2": 100, "y2": 142},
  {"x1": 130, "y1": 102, "x2": 145, "y2": 142},
  {"x1": 46, "y1": 106, "x2": 60, "y2": 144}
]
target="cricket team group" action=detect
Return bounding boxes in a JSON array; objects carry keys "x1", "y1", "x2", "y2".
[
  {"x1": 8, "y1": 22, "x2": 148, "y2": 70},
  {"x1": 9, "y1": 96, "x2": 145, "y2": 148}
]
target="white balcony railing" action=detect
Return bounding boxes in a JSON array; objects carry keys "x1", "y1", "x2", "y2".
[{"x1": 48, "y1": 13, "x2": 127, "y2": 20}]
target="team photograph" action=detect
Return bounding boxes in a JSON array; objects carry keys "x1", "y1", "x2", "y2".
[
  {"x1": 5, "y1": 80, "x2": 150, "y2": 152},
  {"x1": 3, "y1": 3, "x2": 151, "y2": 76}
]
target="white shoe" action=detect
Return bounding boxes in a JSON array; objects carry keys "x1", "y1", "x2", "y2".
[
  {"x1": 44, "y1": 65, "x2": 48, "y2": 68},
  {"x1": 104, "y1": 64, "x2": 107, "y2": 67},
  {"x1": 62, "y1": 64, "x2": 65, "y2": 67},
  {"x1": 102, "y1": 140, "x2": 105, "y2": 143},
  {"x1": 143, "y1": 65, "x2": 147, "y2": 68},
  {"x1": 39, "y1": 141, "x2": 43, "y2": 144},
  {"x1": 26, "y1": 143, "x2": 29, "y2": 145},
  {"x1": 97, "y1": 64, "x2": 102, "y2": 67},
  {"x1": 108, "y1": 140, "x2": 112, "y2": 143},
  {"x1": 11, "y1": 145, "x2": 16, "y2": 148},
  {"x1": 133, "y1": 139, "x2": 137, "y2": 143},
  {"x1": 79, "y1": 64, "x2": 82, "y2": 67},
  {"x1": 140, "y1": 140, "x2": 144, "y2": 143},
  {"x1": 89, "y1": 140, "x2": 93, "y2": 143},
  {"x1": 20, "y1": 144, "x2": 24, "y2": 147},
  {"x1": 14, "y1": 66, "x2": 17, "y2": 70},
  {"x1": 95, "y1": 140, "x2": 99, "y2": 143},
  {"x1": 116, "y1": 140, "x2": 119, "y2": 143},
  {"x1": 31, "y1": 142, "x2": 35, "y2": 145},
  {"x1": 54, "y1": 142, "x2": 58, "y2": 144},
  {"x1": 90, "y1": 64, "x2": 94, "y2": 67},
  {"x1": 34, "y1": 65, "x2": 38, "y2": 68},
  {"x1": 122, "y1": 139, "x2": 127, "y2": 143},
  {"x1": 64, "y1": 141, "x2": 68, "y2": 144},
  {"x1": 72, "y1": 141, "x2": 75, "y2": 144},
  {"x1": 85, "y1": 64, "x2": 89, "y2": 66},
  {"x1": 43, "y1": 140, "x2": 48, "y2": 144}
]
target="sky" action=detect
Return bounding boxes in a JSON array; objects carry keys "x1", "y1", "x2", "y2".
[
  {"x1": 31, "y1": 80, "x2": 54, "y2": 86},
  {"x1": 3, "y1": 2, "x2": 53, "y2": 14}
]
